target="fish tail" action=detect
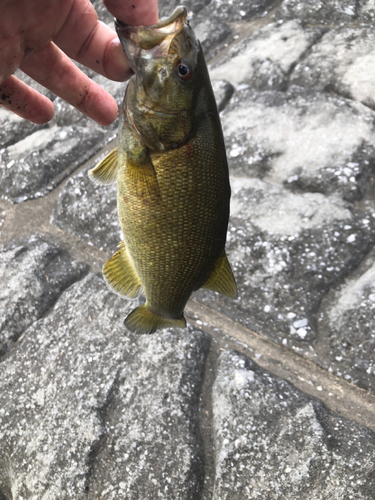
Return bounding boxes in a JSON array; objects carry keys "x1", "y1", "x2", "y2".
[{"x1": 124, "y1": 304, "x2": 186, "y2": 334}]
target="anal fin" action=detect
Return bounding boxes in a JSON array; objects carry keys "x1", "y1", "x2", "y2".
[
  {"x1": 89, "y1": 147, "x2": 118, "y2": 184},
  {"x1": 103, "y1": 241, "x2": 142, "y2": 298},
  {"x1": 203, "y1": 251, "x2": 238, "y2": 299},
  {"x1": 124, "y1": 304, "x2": 186, "y2": 334}
]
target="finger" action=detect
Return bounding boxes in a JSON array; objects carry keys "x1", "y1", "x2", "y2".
[
  {"x1": 0, "y1": 75, "x2": 54, "y2": 124},
  {"x1": 103, "y1": 0, "x2": 159, "y2": 26},
  {"x1": 55, "y1": 18, "x2": 132, "y2": 82},
  {"x1": 20, "y1": 41, "x2": 118, "y2": 126}
]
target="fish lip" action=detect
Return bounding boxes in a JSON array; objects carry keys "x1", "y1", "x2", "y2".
[{"x1": 115, "y1": 6, "x2": 187, "y2": 50}]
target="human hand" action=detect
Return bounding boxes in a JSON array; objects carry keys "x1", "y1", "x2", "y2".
[{"x1": 0, "y1": 0, "x2": 158, "y2": 126}]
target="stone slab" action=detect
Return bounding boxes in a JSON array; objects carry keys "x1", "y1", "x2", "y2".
[
  {"x1": 0, "y1": 234, "x2": 88, "y2": 358},
  {"x1": 212, "y1": 350, "x2": 375, "y2": 499},
  {"x1": 210, "y1": 20, "x2": 322, "y2": 91},
  {"x1": 0, "y1": 273, "x2": 210, "y2": 499},
  {"x1": 291, "y1": 27, "x2": 375, "y2": 111}
]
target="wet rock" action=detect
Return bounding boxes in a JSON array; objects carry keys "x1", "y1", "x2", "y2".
[
  {"x1": 210, "y1": 21, "x2": 322, "y2": 91},
  {"x1": 52, "y1": 160, "x2": 120, "y2": 253},
  {"x1": 0, "y1": 124, "x2": 106, "y2": 203},
  {"x1": 221, "y1": 87, "x2": 375, "y2": 202},
  {"x1": 0, "y1": 234, "x2": 88, "y2": 358},
  {"x1": 0, "y1": 273, "x2": 209, "y2": 499},
  {"x1": 318, "y1": 252, "x2": 375, "y2": 392},
  {"x1": 212, "y1": 80, "x2": 235, "y2": 112},
  {"x1": 212, "y1": 350, "x2": 375, "y2": 499},
  {"x1": 195, "y1": 176, "x2": 375, "y2": 349},
  {"x1": 291, "y1": 27, "x2": 375, "y2": 111},
  {"x1": 274, "y1": 0, "x2": 357, "y2": 24}
]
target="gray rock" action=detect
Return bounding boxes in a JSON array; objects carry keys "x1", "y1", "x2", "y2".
[
  {"x1": 221, "y1": 87, "x2": 375, "y2": 202},
  {"x1": 159, "y1": 0, "x2": 211, "y2": 18},
  {"x1": 212, "y1": 80, "x2": 235, "y2": 112},
  {"x1": 318, "y1": 252, "x2": 375, "y2": 391},
  {"x1": 52, "y1": 160, "x2": 120, "y2": 253},
  {"x1": 195, "y1": 176, "x2": 375, "y2": 354},
  {"x1": 0, "y1": 208, "x2": 5, "y2": 237},
  {"x1": 200, "y1": 0, "x2": 275, "y2": 22},
  {"x1": 0, "y1": 234, "x2": 88, "y2": 357},
  {"x1": 0, "y1": 107, "x2": 47, "y2": 149},
  {"x1": 0, "y1": 273, "x2": 209, "y2": 499},
  {"x1": 212, "y1": 350, "x2": 375, "y2": 499},
  {"x1": 0, "y1": 124, "x2": 106, "y2": 203},
  {"x1": 274, "y1": 0, "x2": 357, "y2": 24},
  {"x1": 291, "y1": 27, "x2": 375, "y2": 111},
  {"x1": 192, "y1": 16, "x2": 231, "y2": 61},
  {"x1": 209, "y1": 21, "x2": 322, "y2": 91},
  {"x1": 358, "y1": 0, "x2": 375, "y2": 22}
]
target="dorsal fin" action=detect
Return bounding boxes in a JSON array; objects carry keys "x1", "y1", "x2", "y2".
[
  {"x1": 88, "y1": 147, "x2": 118, "y2": 185},
  {"x1": 203, "y1": 251, "x2": 238, "y2": 299}
]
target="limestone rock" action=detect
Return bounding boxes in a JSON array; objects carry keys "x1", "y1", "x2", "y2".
[
  {"x1": 192, "y1": 16, "x2": 231, "y2": 60},
  {"x1": 291, "y1": 27, "x2": 375, "y2": 111},
  {"x1": 210, "y1": 21, "x2": 322, "y2": 91},
  {"x1": 0, "y1": 234, "x2": 88, "y2": 357},
  {"x1": 195, "y1": 176, "x2": 375, "y2": 354},
  {"x1": 221, "y1": 87, "x2": 375, "y2": 202},
  {"x1": 211, "y1": 80, "x2": 235, "y2": 112},
  {"x1": 275, "y1": 0, "x2": 357, "y2": 24},
  {"x1": 318, "y1": 252, "x2": 375, "y2": 391},
  {"x1": 52, "y1": 161, "x2": 120, "y2": 253},
  {"x1": 200, "y1": 0, "x2": 275, "y2": 22},
  {"x1": 0, "y1": 124, "x2": 106, "y2": 203},
  {"x1": 0, "y1": 273, "x2": 210, "y2": 499},
  {"x1": 212, "y1": 350, "x2": 375, "y2": 499}
]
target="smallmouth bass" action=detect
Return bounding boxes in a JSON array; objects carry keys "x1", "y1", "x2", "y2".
[{"x1": 89, "y1": 6, "x2": 237, "y2": 334}]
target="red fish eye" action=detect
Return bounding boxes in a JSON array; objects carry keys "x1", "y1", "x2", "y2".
[{"x1": 177, "y1": 60, "x2": 193, "y2": 81}]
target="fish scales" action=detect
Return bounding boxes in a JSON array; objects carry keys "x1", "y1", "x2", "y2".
[{"x1": 89, "y1": 6, "x2": 237, "y2": 334}]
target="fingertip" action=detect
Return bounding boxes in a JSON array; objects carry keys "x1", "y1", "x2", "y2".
[
  {"x1": 0, "y1": 75, "x2": 55, "y2": 124},
  {"x1": 104, "y1": 37, "x2": 133, "y2": 82}
]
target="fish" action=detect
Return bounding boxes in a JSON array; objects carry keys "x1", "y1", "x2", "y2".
[{"x1": 89, "y1": 6, "x2": 237, "y2": 334}]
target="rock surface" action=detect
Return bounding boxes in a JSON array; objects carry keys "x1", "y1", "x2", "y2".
[
  {"x1": 52, "y1": 160, "x2": 120, "y2": 253},
  {"x1": 0, "y1": 273, "x2": 209, "y2": 499},
  {"x1": 1, "y1": 0, "x2": 375, "y2": 497},
  {"x1": 0, "y1": 235, "x2": 88, "y2": 358},
  {"x1": 213, "y1": 350, "x2": 375, "y2": 500}
]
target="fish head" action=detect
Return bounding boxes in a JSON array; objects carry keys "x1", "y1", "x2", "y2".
[{"x1": 116, "y1": 7, "x2": 203, "y2": 152}]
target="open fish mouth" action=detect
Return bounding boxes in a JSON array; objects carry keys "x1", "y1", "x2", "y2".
[{"x1": 115, "y1": 7, "x2": 188, "y2": 71}]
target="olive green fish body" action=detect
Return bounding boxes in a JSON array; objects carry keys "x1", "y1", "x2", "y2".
[{"x1": 89, "y1": 7, "x2": 237, "y2": 334}]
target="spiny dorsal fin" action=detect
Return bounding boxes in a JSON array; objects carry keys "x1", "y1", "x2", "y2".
[
  {"x1": 103, "y1": 241, "x2": 142, "y2": 298},
  {"x1": 203, "y1": 251, "x2": 238, "y2": 299},
  {"x1": 124, "y1": 304, "x2": 186, "y2": 334},
  {"x1": 88, "y1": 147, "x2": 118, "y2": 184}
]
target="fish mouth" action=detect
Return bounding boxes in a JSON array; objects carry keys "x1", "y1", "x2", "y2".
[{"x1": 115, "y1": 7, "x2": 187, "y2": 71}]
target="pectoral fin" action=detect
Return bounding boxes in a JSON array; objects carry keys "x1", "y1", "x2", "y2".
[
  {"x1": 103, "y1": 241, "x2": 142, "y2": 298},
  {"x1": 203, "y1": 251, "x2": 238, "y2": 299},
  {"x1": 89, "y1": 147, "x2": 118, "y2": 184},
  {"x1": 124, "y1": 304, "x2": 186, "y2": 334}
]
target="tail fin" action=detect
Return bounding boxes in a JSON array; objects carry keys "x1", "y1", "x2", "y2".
[{"x1": 124, "y1": 304, "x2": 186, "y2": 334}]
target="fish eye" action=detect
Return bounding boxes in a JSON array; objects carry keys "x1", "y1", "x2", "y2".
[{"x1": 177, "y1": 60, "x2": 193, "y2": 81}]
